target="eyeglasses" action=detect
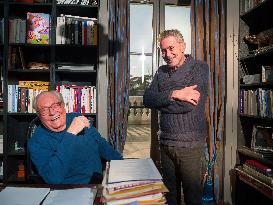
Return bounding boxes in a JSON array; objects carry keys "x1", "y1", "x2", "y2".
[{"x1": 37, "y1": 102, "x2": 62, "y2": 116}]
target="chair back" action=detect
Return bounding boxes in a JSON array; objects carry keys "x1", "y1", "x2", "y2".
[{"x1": 26, "y1": 117, "x2": 45, "y2": 184}]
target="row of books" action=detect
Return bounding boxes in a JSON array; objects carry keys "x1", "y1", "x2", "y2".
[
  {"x1": 7, "y1": 81, "x2": 96, "y2": 114},
  {"x1": 236, "y1": 167, "x2": 273, "y2": 198},
  {"x1": 56, "y1": 84, "x2": 96, "y2": 114},
  {"x1": 56, "y1": 14, "x2": 97, "y2": 45},
  {"x1": 9, "y1": 18, "x2": 27, "y2": 44},
  {"x1": 241, "y1": 159, "x2": 273, "y2": 188},
  {"x1": 57, "y1": 0, "x2": 97, "y2": 5},
  {"x1": 103, "y1": 159, "x2": 168, "y2": 205},
  {"x1": 9, "y1": 12, "x2": 50, "y2": 45},
  {"x1": 240, "y1": 89, "x2": 273, "y2": 118},
  {"x1": 7, "y1": 81, "x2": 50, "y2": 113}
]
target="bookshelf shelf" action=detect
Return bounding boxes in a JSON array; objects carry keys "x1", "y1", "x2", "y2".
[
  {"x1": 8, "y1": 2, "x2": 52, "y2": 6},
  {"x1": 237, "y1": 146, "x2": 273, "y2": 167},
  {"x1": 240, "y1": 82, "x2": 273, "y2": 88},
  {"x1": 8, "y1": 151, "x2": 25, "y2": 157},
  {"x1": 235, "y1": 167, "x2": 273, "y2": 200},
  {"x1": 55, "y1": 44, "x2": 97, "y2": 48},
  {"x1": 55, "y1": 70, "x2": 96, "y2": 73},
  {"x1": 8, "y1": 69, "x2": 50, "y2": 73},
  {"x1": 239, "y1": 46, "x2": 273, "y2": 61},
  {"x1": 7, "y1": 175, "x2": 25, "y2": 183},
  {"x1": 56, "y1": 4, "x2": 98, "y2": 17},
  {"x1": 6, "y1": 113, "x2": 37, "y2": 116},
  {"x1": 9, "y1": 43, "x2": 52, "y2": 47}
]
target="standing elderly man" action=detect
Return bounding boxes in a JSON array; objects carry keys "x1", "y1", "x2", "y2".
[
  {"x1": 143, "y1": 29, "x2": 209, "y2": 205},
  {"x1": 28, "y1": 91, "x2": 122, "y2": 184}
]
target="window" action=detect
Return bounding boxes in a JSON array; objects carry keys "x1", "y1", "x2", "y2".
[{"x1": 124, "y1": 1, "x2": 191, "y2": 159}]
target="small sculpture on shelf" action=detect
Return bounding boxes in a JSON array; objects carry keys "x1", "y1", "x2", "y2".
[
  {"x1": 17, "y1": 161, "x2": 25, "y2": 179},
  {"x1": 14, "y1": 141, "x2": 24, "y2": 153},
  {"x1": 243, "y1": 28, "x2": 273, "y2": 54}
]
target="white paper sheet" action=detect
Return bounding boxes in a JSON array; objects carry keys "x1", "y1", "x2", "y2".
[
  {"x1": 42, "y1": 188, "x2": 94, "y2": 205},
  {"x1": 108, "y1": 158, "x2": 162, "y2": 184},
  {"x1": 0, "y1": 186, "x2": 50, "y2": 205}
]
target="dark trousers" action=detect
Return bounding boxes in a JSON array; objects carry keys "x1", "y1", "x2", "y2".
[{"x1": 161, "y1": 145, "x2": 205, "y2": 205}]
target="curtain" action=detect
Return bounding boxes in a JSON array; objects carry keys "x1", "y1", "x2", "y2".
[
  {"x1": 108, "y1": 0, "x2": 130, "y2": 152},
  {"x1": 191, "y1": 0, "x2": 226, "y2": 201}
]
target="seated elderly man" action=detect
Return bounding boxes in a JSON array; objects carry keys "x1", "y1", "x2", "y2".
[{"x1": 28, "y1": 91, "x2": 122, "y2": 184}]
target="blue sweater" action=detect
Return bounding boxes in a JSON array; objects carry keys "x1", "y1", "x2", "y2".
[
  {"x1": 143, "y1": 55, "x2": 209, "y2": 148},
  {"x1": 28, "y1": 113, "x2": 122, "y2": 184}
]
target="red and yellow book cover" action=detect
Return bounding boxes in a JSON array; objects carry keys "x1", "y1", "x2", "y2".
[{"x1": 27, "y1": 12, "x2": 50, "y2": 44}]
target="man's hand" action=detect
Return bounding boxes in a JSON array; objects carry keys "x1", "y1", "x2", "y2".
[
  {"x1": 171, "y1": 85, "x2": 200, "y2": 106},
  {"x1": 67, "y1": 116, "x2": 91, "y2": 135}
]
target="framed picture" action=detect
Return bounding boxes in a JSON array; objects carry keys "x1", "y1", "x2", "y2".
[{"x1": 251, "y1": 125, "x2": 273, "y2": 152}]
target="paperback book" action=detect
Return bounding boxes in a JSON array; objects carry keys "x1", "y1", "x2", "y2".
[{"x1": 27, "y1": 12, "x2": 50, "y2": 45}]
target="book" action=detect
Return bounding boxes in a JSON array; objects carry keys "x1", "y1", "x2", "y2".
[
  {"x1": 245, "y1": 159, "x2": 273, "y2": 177},
  {"x1": 18, "y1": 47, "x2": 26, "y2": 70},
  {"x1": 106, "y1": 193, "x2": 165, "y2": 205},
  {"x1": 107, "y1": 158, "x2": 162, "y2": 184},
  {"x1": 56, "y1": 15, "x2": 66, "y2": 44},
  {"x1": 242, "y1": 164, "x2": 273, "y2": 187},
  {"x1": 262, "y1": 65, "x2": 273, "y2": 83},
  {"x1": 27, "y1": 12, "x2": 50, "y2": 44}
]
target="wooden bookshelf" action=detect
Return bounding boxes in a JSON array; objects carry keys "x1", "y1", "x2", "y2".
[
  {"x1": 1, "y1": 0, "x2": 100, "y2": 184},
  {"x1": 237, "y1": 0, "x2": 273, "y2": 203}
]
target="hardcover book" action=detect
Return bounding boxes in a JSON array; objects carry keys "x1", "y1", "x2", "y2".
[{"x1": 27, "y1": 12, "x2": 50, "y2": 45}]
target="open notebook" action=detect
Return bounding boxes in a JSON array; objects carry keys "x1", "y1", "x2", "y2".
[{"x1": 0, "y1": 186, "x2": 96, "y2": 205}]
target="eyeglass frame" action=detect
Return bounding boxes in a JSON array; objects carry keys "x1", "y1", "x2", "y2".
[{"x1": 37, "y1": 101, "x2": 63, "y2": 116}]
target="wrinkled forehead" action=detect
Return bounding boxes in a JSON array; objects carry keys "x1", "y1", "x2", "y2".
[{"x1": 37, "y1": 93, "x2": 59, "y2": 107}]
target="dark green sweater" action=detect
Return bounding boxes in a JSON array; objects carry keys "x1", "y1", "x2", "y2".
[{"x1": 143, "y1": 55, "x2": 209, "y2": 148}]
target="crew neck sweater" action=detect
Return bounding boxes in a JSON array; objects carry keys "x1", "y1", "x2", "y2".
[
  {"x1": 143, "y1": 55, "x2": 209, "y2": 148},
  {"x1": 28, "y1": 112, "x2": 122, "y2": 184}
]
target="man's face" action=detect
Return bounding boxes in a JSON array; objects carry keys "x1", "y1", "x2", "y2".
[
  {"x1": 160, "y1": 36, "x2": 186, "y2": 69},
  {"x1": 37, "y1": 93, "x2": 66, "y2": 132}
]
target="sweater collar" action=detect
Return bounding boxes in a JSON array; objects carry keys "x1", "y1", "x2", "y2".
[{"x1": 167, "y1": 54, "x2": 193, "y2": 75}]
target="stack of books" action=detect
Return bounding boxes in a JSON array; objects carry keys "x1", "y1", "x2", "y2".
[
  {"x1": 102, "y1": 158, "x2": 168, "y2": 205},
  {"x1": 242, "y1": 159, "x2": 273, "y2": 187}
]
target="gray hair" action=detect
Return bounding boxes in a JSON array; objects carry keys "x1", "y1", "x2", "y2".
[
  {"x1": 33, "y1": 91, "x2": 64, "y2": 111},
  {"x1": 158, "y1": 29, "x2": 184, "y2": 45}
]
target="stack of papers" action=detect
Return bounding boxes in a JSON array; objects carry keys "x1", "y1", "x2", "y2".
[{"x1": 103, "y1": 158, "x2": 168, "y2": 205}]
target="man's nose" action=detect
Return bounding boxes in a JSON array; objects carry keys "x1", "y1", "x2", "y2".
[
  {"x1": 48, "y1": 107, "x2": 57, "y2": 115},
  {"x1": 165, "y1": 49, "x2": 172, "y2": 57}
]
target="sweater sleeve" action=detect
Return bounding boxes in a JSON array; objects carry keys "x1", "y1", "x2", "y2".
[
  {"x1": 160, "y1": 62, "x2": 209, "y2": 114},
  {"x1": 143, "y1": 72, "x2": 173, "y2": 109},
  {"x1": 87, "y1": 126, "x2": 123, "y2": 160},
  {"x1": 28, "y1": 129, "x2": 81, "y2": 184}
]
